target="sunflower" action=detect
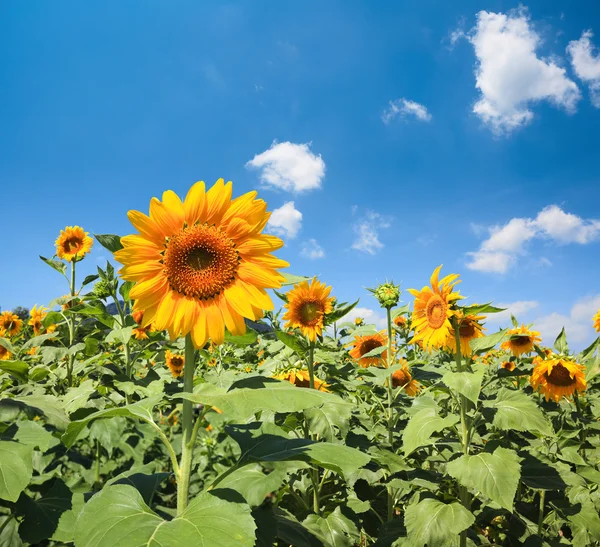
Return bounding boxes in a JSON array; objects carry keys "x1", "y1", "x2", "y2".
[
  {"x1": 114, "y1": 179, "x2": 288, "y2": 349},
  {"x1": 165, "y1": 350, "x2": 185, "y2": 378},
  {"x1": 55, "y1": 226, "x2": 93, "y2": 262},
  {"x1": 349, "y1": 332, "x2": 388, "y2": 368},
  {"x1": 274, "y1": 369, "x2": 330, "y2": 392},
  {"x1": 0, "y1": 312, "x2": 23, "y2": 337},
  {"x1": 393, "y1": 315, "x2": 407, "y2": 328},
  {"x1": 501, "y1": 325, "x2": 541, "y2": 357},
  {"x1": 530, "y1": 355, "x2": 586, "y2": 402},
  {"x1": 282, "y1": 278, "x2": 334, "y2": 342},
  {"x1": 593, "y1": 309, "x2": 600, "y2": 332},
  {"x1": 28, "y1": 305, "x2": 56, "y2": 336},
  {"x1": 207, "y1": 357, "x2": 218, "y2": 367},
  {"x1": 132, "y1": 309, "x2": 153, "y2": 340},
  {"x1": 501, "y1": 361, "x2": 515, "y2": 371},
  {"x1": 407, "y1": 265, "x2": 462, "y2": 352},
  {"x1": 354, "y1": 317, "x2": 364, "y2": 326},
  {"x1": 446, "y1": 313, "x2": 486, "y2": 356},
  {"x1": 0, "y1": 345, "x2": 11, "y2": 361},
  {"x1": 391, "y1": 360, "x2": 421, "y2": 396}
]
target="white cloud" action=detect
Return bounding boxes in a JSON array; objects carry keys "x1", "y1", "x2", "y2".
[
  {"x1": 468, "y1": 9, "x2": 580, "y2": 134},
  {"x1": 352, "y1": 211, "x2": 391, "y2": 254},
  {"x1": 486, "y1": 301, "x2": 539, "y2": 324},
  {"x1": 345, "y1": 307, "x2": 387, "y2": 329},
  {"x1": 245, "y1": 141, "x2": 325, "y2": 193},
  {"x1": 467, "y1": 205, "x2": 600, "y2": 273},
  {"x1": 568, "y1": 31, "x2": 600, "y2": 107},
  {"x1": 300, "y1": 239, "x2": 325, "y2": 259},
  {"x1": 267, "y1": 201, "x2": 302, "y2": 239},
  {"x1": 382, "y1": 98, "x2": 432, "y2": 124}
]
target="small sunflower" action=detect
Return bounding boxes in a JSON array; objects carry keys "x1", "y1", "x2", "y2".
[
  {"x1": 530, "y1": 355, "x2": 586, "y2": 402},
  {"x1": 273, "y1": 369, "x2": 330, "y2": 392},
  {"x1": 349, "y1": 332, "x2": 388, "y2": 368},
  {"x1": 0, "y1": 345, "x2": 11, "y2": 361},
  {"x1": 114, "y1": 179, "x2": 288, "y2": 349},
  {"x1": 207, "y1": 357, "x2": 218, "y2": 367},
  {"x1": 391, "y1": 360, "x2": 421, "y2": 396},
  {"x1": 282, "y1": 278, "x2": 335, "y2": 342},
  {"x1": 0, "y1": 312, "x2": 23, "y2": 337},
  {"x1": 446, "y1": 313, "x2": 486, "y2": 356},
  {"x1": 55, "y1": 226, "x2": 93, "y2": 262},
  {"x1": 407, "y1": 265, "x2": 462, "y2": 352},
  {"x1": 354, "y1": 317, "x2": 364, "y2": 326},
  {"x1": 593, "y1": 309, "x2": 600, "y2": 333},
  {"x1": 501, "y1": 361, "x2": 515, "y2": 371},
  {"x1": 28, "y1": 305, "x2": 56, "y2": 336},
  {"x1": 393, "y1": 315, "x2": 407, "y2": 329},
  {"x1": 501, "y1": 325, "x2": 541, "y2": 357},
  {"x1": 165, "y1": 350, "x2": 185, "y2": 378}
]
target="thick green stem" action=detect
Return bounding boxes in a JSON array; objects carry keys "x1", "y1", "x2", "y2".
[
  {"x1": 177, "y1": 334, "x2": 197, "y2": 515},
  {"x1": 385, "y1": 307, "x2": 395, "y2": 521},
  {"x1": 305, "y1": 342, "x2": 321, "y2": 514},
  {"x1": 66, "y1": 261, "x2": 77, "y2": 387},
  {"x1": 307, "y1": 343, "x2": 315, "y2": 390},
  {"x1": 538, "y1": 490, "x2": 545, "y2": 536},
  {"x1": 95, "y1": 440, "x2": 101, "y2": 484}
]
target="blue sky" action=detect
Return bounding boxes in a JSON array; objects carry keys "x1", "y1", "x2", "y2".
[{"x1": 2, "y1": 1, "x2": 600, "y2": 348}]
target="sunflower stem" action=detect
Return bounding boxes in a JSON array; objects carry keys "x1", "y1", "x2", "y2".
[
  {"x1": 537, "y1": 490, "x2": 545, "y2": 536},
  {"x1": 66, "y1": 261, "x2": 77, "y2": 387},
  {"x1": 385, "y1": 306, "x2": 395, "y2": 521},
  {"x1": 177, "y1": 334, "x2": 197, "y2": 515},
  {"x1": 307, "y1": 342, "x2": 316, "y2": 390},
  {"x1": 305, "y1": 342, "x2": 321, "y2": 514}
]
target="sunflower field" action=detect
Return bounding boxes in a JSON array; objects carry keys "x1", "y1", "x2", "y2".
[{"x1": 1, "y1": 179, "x2": 599, "y2": 547}]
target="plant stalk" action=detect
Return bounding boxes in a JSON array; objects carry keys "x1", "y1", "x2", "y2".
[
  {"x1": 538, "y1": 490, "x2": 545, "y2": 536},
  {"x1": 385, "y1": 306, "x2": 395, "y2": 521},
  {"x1": 66, "y1": 261, "x2": 77, "y2": 387},
  {"x1": 305, "y1": 341, "x2": 321, "y2": 514}
]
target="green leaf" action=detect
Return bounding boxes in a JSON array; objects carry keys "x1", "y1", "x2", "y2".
[
  {"x1": 554, "y1": 327, "x2": 569, "y2": 354},
  {"x1": 0, "y1": 338, "x2": 14, "y2": 353},
  {"x1": 402, "y1": 408, "x2": 459, "y2": 455},
  {"x1": 446, "y1": 447, "x2": 521, "y2": 511},
  {"x1": 106, "y1": 326, "x2": 133, "y2": 345},
  {"x1": 12, "y1": 395, "x2": 69, "y2": 430},
  {"x1": 0, "y1": 441, "x2": 33, "y2": 502},
  {"x1": 441, "y1": 366, "x2": 485, "y2": 404},
  {"x1": 460, "y1": 303, "x2": 506, "y2": 315},
  {"x1": 107, "y1": 472, "x2": 170, "y2": 505},
  {"x1": 226, "y1": 422, "x2": 369, "y2": 479},
  {"x1": 281, "y1": 273, "x2": 311, "y2": 286},
  {"x1": 70, "y1": 305, "x2": 115, "y2": 328},
  {"x1": 276, "y1": 330, "x2": 308, "y2": 356},
  {"x1": 21, "y1": 332, "x2": 58, "y2": 350},
  {"x1": 216, "y1": 464, "x2": 289, "y2": 506},
  {"x1": 520, "y1": 453, "x2": 568, "y2": 490},
  {"x1": 40, "y1": 255, "x2": 67, "y2": 275},
  {"x1": 62, "y1": 396, "x2": 161, "y2": 448},
  {"x1": 16, "y1": 479, "x2": 72, "y2": 544},
  {"x1": 304, "y1": 399, "x2": 352, "y2": 442},
  {"x1": 74, "y1": 484, "x2": 256, "y2": 547},
  {"x1": 52, "y1": 492, "x2": 84, "y2": 544},
  {"x1": 273, "y1": 507, "x2": 322, "y2": 547},
  {"x1": 404, "y1": 498, "x2": 475, "y2": 547},
  {"x1": 568, "y1": 500, "x2": 600, "y2": 544},
  {"x1": 324, "y1": 299, "x2": 360, "y2": 326},
  {"x1": 42, "y1": 311, "x2": 64, "y2": 329},
  {"x1": 225, "y1": 328, "x2": 258, "y2": 346},
  {"x1": 94, "y1": 234, "x2": 124, "y2": 253},
  {"x1": 0, "y1": 360, "x2": 28, "y2": 382},
  {"x1": 303, "y1": 507, "x2": 360, "y2": 547},
  {"x1": 82, "y1": 274, "x2": 100, "y2": 287},
  {"x1": 15, "y1": 420, "x2": 55, "y2": 452},
  {"x1": 470, "y1": 328, "x2": 508, "y2": 354},
  {"x1": 119, "y1": 280, "x2": 134, "y2": 302},
  {"x1": 62, "y1": 380, "x2": 96, "y2": 414},
  {"x1": 361, "y1": 345, "x2": 387, "y2": 359},
  {"x1": 483, "y1": 388, "x2": 552, "y2": 436}
]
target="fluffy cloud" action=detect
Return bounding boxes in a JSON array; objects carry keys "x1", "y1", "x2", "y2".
[
  {"x1": 300, "y1": 239, "x2": 325, "y2": 259},
  {"x1": 382, "y1": 99, "x2": 432, "y2": 124},
  {"x1": 267, "y1": 201, "x2": 302, "y2": 239},
  {"x1": 467, "y1": 205, "x2": 600, "y2": 273},
  {"x1": 485, "y1": 301, "x2": 539, "y2": 324},
  {"x1": 245, "y1": 141, "x2": 325, "y2": 192},
  {"x1": 568, "y1": 31, "x2": 600, "y2": 107},
  {"x1": 467, "y1": 9, "x2": 580, "y2": 134},
  {"x1": 352, "y1": 211, "x2": 391, "y2": 254}
]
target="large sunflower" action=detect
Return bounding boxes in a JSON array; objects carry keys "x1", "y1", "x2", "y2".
[
  {"x1": 282, "y1": 278, "x2": 334, "y2": 342},
  {"x1": 446, "y1": 312, "x2": 486, "y2": 356},
  {"x1": 273, "y1": 369, "x2": 330, "y2": 392},
  {"x1": 0, "y1": 312, "x2": 23, "y2": 337},
  {"x1": 114, "y1": 179, "x2": 288, "y2": 349},
  {"x1": 501, "y1": 324, "x2": 541, "y2": 357},
  {"x1": 530, "y1": 355, "x2": 586, "y2": 402},
  {"x1": 349, "y1": 332, "x2": 389, "y2": 368},
  {"x1": 407, "y1": 265, "x2": 462, "y2": 351},
  {"x1": 391, "y1": 359, "x2": 421, "y2": 396},
  {"x1": 28, "y1": 305, "x2": 57, "y2": 336},
  {"x1": 593, "y1": 309, "x2": 600, "y2": 333},
  {"x1": 55, "y1": 226, "x2": 94, "y2": 262}
]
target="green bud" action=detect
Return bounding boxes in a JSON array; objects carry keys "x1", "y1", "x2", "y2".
[
  {"x1": 369, "y1": 282, "x2": 401, "y2": 309},
  {"x1": 93, "y1": 279, "x2": 112, "y2": 300}
]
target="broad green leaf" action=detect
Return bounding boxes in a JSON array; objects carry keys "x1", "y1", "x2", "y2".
[
  {"x1": 12, "y1": 395, "x2": 69, "y2": 430},
  {"x1": 62, "y1": 396, "x2": 161, "y2": 448},
  {"x1": 568, "y1": 500, "x2": 600, "y2": 544},
  {"x1": 89, "y1": 417, "x2": 128, "y2": 456},
  {"x1": 276, "y1": 330, "x2": 308, "y2": 356},
  {"x1": 105, "y1": 326, "x2": 133, "y2": 345},
  {"x1": 21, "y1": 332, "x2": 58, "y2": 350},
  {"x1": 225, "y1": 328, "x2": 258, "y2": 346},
  {"x1": 404, "y1": 498, "x2": 475, "y2": 547},
  {"x1": 0, "y1": 441, "x2": 33, "y2": 502},
  {"x1": 217, "y1": 464, "x2": 289, "y2": 506},
  {"x1": 15, "y1": 420, "x2": 55, "y2": 452},
  {"x1": 460, "y1": 303, "x2": 506, "y2": 315},
  {"x1": 94, "y1": 233, "x2": 123, "y2": 253},
  {"x1": 281, "y1": 273, "x2": 311, "y2": 286},
  {"x1": 324, "y1": 299, "x2": 360, "y2": 326},
  {"x1": 361, "y1": 345, "x2": 387, "y2": 359},
  {"x1": 226, "y1": 422, "x2": 370, "y2": 479},
  {"x1": 520, "y1": 453, "x2": 568, "y2": 490},
  {"x1": 554, "y1": 327, "x2": 569, "y2": 354},
  {"x1": 441, "y1": 366, "x2": 485, "y2": 404},
  {"x1": 303, "y1": 507, "x2": 360, "y2": 547},
  {"x1": 74, "y1": 484, "x2": 256, "y2": 547},
  {"x1": 107, "y1": 472, "x2": 170, "y2": 505},
  {"x1": 81, "y1": 274, "x2": 100, "y2": 287},
  {"x1": 0, "y1": 515, "x2": 22, "y2": 547},
  {"x1": 273, "y1": 507, "x2": 323, "y2": 547},
  {"x1": 42, "y1": 311, "x2": 64, "y2": 329},
  {"x1": 446, "y1": 447, "x2": 521, "y2": 510},
  {"x1": 0, "y1": 360, "x2": 28, "y2": 382},
  {"x1": 179, "y1": 385, "x2": 342, "y2": 421},
  {"x1": 62, "y1": 380, "x2": 96, "y2": 414},
  {"x1": 362, "y1": 364, "x2": 402, "y2": 386},
  {"x1": 16, "y1": 479, "x2": 72, "y2": 544},
  {"x1": 483, "y1": 388, "x2": 552, "y2": 436},
  {"x1": 39, "y1": 255, "x2": 67, "y2": 275},
  {"x1": 0, "y1": 338, "x2": 14, "y2": 353},
  {"x1": 52, "y1": 492, "x2": 84, "y2": 544},
  {"x1": 305, "y1": 399, "x2": 352, "y2": 441},
  {"x1": 402, "y1": 408, "x2": 459, "y2": 455},
  {"x1": 29, "y1": 365, "x2": 50, "y2": 382},
  {"x1": 470, "y1": 329, "x2": 508, "y2": 354}
]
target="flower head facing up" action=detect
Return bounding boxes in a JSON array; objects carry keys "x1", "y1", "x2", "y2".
[
  {"x1": 370, "y1": 282, "x2": 401, "y2": 309},
  {"x1": 0, "y1": 345, "x2": 11, "y2": 361},
  {"x1": 349, "y1": 332, "x2": 388, "y2": 368},
  {"x1": 593, "y1": 309, "x2": 600, "y2": 333},
  {"x1": 391, "y1": 361, "x2": 421, "y2": 396},
  {"x1": 530, "y1": 354, "x2": 586, "y2": 402},
  {"x1": 274, "y1": 369, "x2": 330, "y2": 392},
  {"x1": 407, "y1": 265, "x2": 462, "y2": 352},
  {"x1": 0, "y1": 312, "x2": 23, "y2": 338},
  {"x1": 446, "y1": 312, "x2": 486, "y2": 356},
  {"x1": 55, "y1": 226, "x2": 93, "y2": 262},
  {"x1": 501, "y1": 325, "x2": 541, "y2": 357},
  {"x1": 114, "y1": 179, "x2": 288, "y2": 349},
  {"x1": 165, "y1": 350, "x2": 185, "y2": 378},
  {"x1": 501, "y1": 360, "x2": 516, "y2": 371},
  {"x1": 282, "y1": 278, "x2": 334, "y2": 342}
]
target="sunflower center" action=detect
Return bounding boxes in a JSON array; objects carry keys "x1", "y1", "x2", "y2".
[
  {"x1": 163, "y1": 223, "x2": 240, "y2": 300},
  {"x1": 545, "y1": 363, "x2": 575, "y2": 387},
  {"x1": 361, "y1": 339, "x2": 382, "y2": 355},
  {"x1": 299, "y1": 302, "x2": 322, "y2": 325},
  {"x1": 426, "y1": 295, "x2": 447, "y2": 329},
  {"x1": 459, "y1": 320, "x2": 476, "y2": 338},
  {"x1": 63, "y1": 237, "x2": 83, "y2": 253},
  {"x1": 511, "y1": 336, "x2": 532, "y2": 347},
  {"x1": 170, "y1": 356, "x2": 184, "y2": 368}
]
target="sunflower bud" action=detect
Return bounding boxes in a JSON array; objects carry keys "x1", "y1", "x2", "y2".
[
  {"x1": 370, "y1": 282, "x2": 401, "y2": 309},
  {"x1": 93, "y1": 280, "x2": 112, "y2": 299}
]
